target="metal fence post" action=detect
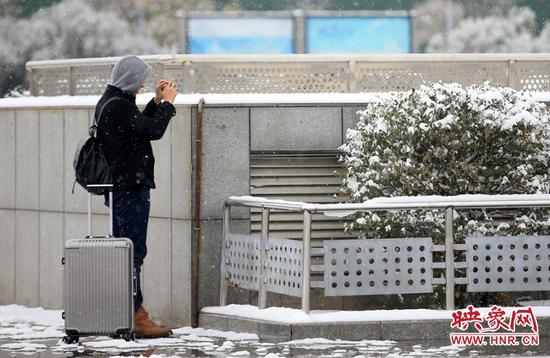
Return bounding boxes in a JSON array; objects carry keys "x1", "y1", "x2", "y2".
[
  {"x1": 28, "y1": 68, "x2": 37, "y2": 96},
  {"x1": 219, "y1": 205, "x2": 231, "y2": 306},
  {"x1": 349, "y1": 60, "x2": 357, "y2": 92},
  {"x1": 301, "y1": 210, "x2": 312, "y2": 314},
  {"x1": 507, "y1": 59, "x2": 519, "y2": 90},
  {"x1": 69, "y1": 66, "x2": 76, "y2": 96},
  {"x1": 445, "y1": 206, "x2": 455, "y2": 310},
  {"x1": 259, "y1": 207, "x2": 270, "y2": 309}
]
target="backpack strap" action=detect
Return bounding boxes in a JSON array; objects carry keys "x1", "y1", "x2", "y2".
[{"x1": 89, "y1": 97, "x2": 122, "y2": 138}]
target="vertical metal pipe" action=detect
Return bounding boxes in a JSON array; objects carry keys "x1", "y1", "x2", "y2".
[
  {"x1": 258, "y1": 208, "x2": 270, "y2": 309},
  {"x1": 301, "y1": 210, "x2": 312, "y2": 314},
  {"x1": 445, "y1": 206, "x2": 455, "y2": 310},
  {"x1": 87, "y1": 191, "x2": 92, "y2": 238},
  {"x1": 191, "y1": 98, "x2": 205, "y2": 327},
  {"x1": 219, "y1": 205, "x2": 231, "y2": 307},
  {"x1": 108, "y1": 190, "x2": 113, "y2": 237}
]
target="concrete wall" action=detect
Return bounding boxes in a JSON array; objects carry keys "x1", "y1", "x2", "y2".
[
  {"x1": 0, "y1": 105, "x2": 193, "y2": 327},
  {"x1": 197, "y1": 104, "x2": 364, "y2": 310},
  {"x1": 0, "y1": 99, "x2": 366, "y2": 325}
]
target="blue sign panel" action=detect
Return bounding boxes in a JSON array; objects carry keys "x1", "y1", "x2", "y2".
[
  {"x1": 188, "y1": 18, "x2": 293, "y2": 54},
  {"x1": 307, "y1": 17, "x2": 411, "y2": 53}
]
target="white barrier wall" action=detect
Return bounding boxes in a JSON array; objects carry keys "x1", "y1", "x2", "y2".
[
  {"x1": 2, "y1": 93, "x2": 546, "y2": 324},
  {"x1": 0, "y1": 98, "x2": 193, "y2": 327}
]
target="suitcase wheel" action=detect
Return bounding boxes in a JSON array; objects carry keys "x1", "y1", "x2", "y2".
[
  {"x1": 62, "y1": 335, "x2": 79, "y2": 344},
  {"x1": 121, "y1": 332, "x2": 135, "y2": 342}
]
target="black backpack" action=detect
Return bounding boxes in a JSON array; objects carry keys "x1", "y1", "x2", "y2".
[{"x1": 73, "y1": 97, "x2": 118, "y2": 195}]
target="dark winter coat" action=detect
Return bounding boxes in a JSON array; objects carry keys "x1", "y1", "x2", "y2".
[{"x1": 96, "y1": 85, "x2": 176, "y2": 189}]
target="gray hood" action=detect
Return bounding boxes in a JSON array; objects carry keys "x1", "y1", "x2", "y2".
[{"x1": 110, "y1": 55, "x2": 152, "y2": 94}]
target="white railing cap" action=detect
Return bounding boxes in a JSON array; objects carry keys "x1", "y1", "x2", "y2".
[
  {"x1": 26, "y1": 53, "x2": 550, "y2": 70},
  {"x1": 228, "y1": 194, "x2": 550, "y2": 216}
]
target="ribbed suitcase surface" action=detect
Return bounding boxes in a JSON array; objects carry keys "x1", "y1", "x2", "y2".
[{"x1": 64, "y1": 238, "x2": 134, "y2": 336}]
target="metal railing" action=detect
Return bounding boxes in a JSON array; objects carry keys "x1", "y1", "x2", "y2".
[
  {"x1": 26, "y1": 54, "x2": 550, "y2": 96},
  {"x1": 221, "y1": 194, "x2": 550, "y2": 314}
]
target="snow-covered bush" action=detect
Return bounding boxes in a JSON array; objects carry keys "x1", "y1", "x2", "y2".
[
  {"x1": 412, "y1": 0, "x2": 464, "y2": 52},
  {"x1": 426, "y1": 7, "x2": 541, "y2": 53},
  {"x1": 27, "y1": 0, "x2": 163, "y2": 60},
  {"x1": 0, "y1": 0, "x2": 164, "y2": 96},
  {"x1": 339, "y1": 83, "x2": 550, "y2": 242},
  {"x1": 533, "y1": 24, "x2": 550, "y2": 52}
]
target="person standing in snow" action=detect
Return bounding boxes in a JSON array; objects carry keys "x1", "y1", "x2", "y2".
[{"x1": 96, "y1": 55, "x2": 177, "y2": 338}]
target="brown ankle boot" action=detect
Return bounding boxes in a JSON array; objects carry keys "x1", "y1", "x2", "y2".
[{"x1": 133, "y1": 307, "x2": 172, "y2": 339}]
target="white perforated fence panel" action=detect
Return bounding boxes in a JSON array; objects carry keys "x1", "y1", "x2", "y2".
[
  {"x1": 179, "y1": 62, "x2": 349, "y2": 93},
  {"x1": 324, "y1": 238, "x2": 433, "y2": 296},
  {"x1": 223, "y1": 233, "x2": 261, "y2": 291},
  {"x1": 466, "y1": 236, "x2": 550, "y2": 292},
  {"x1": 72, "y1": 66, "x2": 112, "y2": 96},
  {"x1": 222, "y1": 233, "x2": 304, "y2": 296},
  {"x1": 510, "y1": 62, "x2": 550, "y2": 92},
  {"x1": 31, "y1": 68, "x2": 71, "y2": 96},
  {"x1": 355, "y1": 62, "x2": 508, "y2": 92},
  {"x1": 266, "y1": 237, "x2": 303, "y2": 297},
  {"x1": 30, "y1": 62, "x2": 162, "y2": 96},
  {"x1": 29, "y1": 56, "x2": 550, "y2": 96}
]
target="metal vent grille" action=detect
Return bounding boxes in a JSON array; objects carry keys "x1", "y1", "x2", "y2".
[{"x1": 250, "y1": 154, "x2": 349, "y2": 240}]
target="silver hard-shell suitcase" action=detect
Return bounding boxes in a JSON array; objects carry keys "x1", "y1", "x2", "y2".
[{"x1": 63, "y1": 185, "x2": 134, "y2": 343}]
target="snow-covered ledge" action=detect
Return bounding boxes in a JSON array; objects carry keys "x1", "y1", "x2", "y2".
[
  {"x1": 1, "y1": 91, "x2": 548, "y2": 109},
  {"x1": 0, "y1": 92, "x2": 382, "y2": 108},
  {"x1": 202, "y1": 304, "x2": 550, "y2": 324}
]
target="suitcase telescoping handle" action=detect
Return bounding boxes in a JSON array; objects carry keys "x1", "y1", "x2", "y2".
[{"x1": 86, "y1": 184, "x2": 114, "y2": 238}]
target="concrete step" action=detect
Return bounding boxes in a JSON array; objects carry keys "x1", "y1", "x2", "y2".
[{"x1": 199, "y1": 308, "x2": 550, "y2": 342}]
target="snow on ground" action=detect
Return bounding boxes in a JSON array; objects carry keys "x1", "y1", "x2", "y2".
[
  {"x1": 519, "y1": 300, "x2": 550, "y2": 307},
  {"x1": 0, "y1": 304, "x2": 64, "y2": 340},
  {"x1": 282, "y1": 337, "x2": 396, "y2": 351},
  {"x1": 0, "y1": 305, "x2": 263, "y2": 356},
  {"x1": 202, "y1": 304, "x2": 550, "y2": 324},
  {"x1": 1, "y1": 304, "x2": 547, "y2": 357},
  {"x1": 108, "y1": 356, "x2": 181, "y2": 358},
  {"x1": 173, "y1": 326, "x2": 258, "y2": 341},
  {"x1": 0, "y1": 304, "x2": 63, "y2": 327},
  {"x1": 0, "y1": 342, "x2": 48, "y2": 352}
]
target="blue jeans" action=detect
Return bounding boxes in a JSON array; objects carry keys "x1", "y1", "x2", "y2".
[{"x1": 105, "y1": 187, "x2": 150, "y2": 311}]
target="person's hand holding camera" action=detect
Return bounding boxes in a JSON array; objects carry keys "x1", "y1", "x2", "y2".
[
  {"x1": 154, "y1": 80, "x2": 171, "y2": 105},
  {"x1": 160, "y1": 80, "x2": 177, "y2": 104},
  {"x1": 154, "y1": 79, "x2": 178, "y2": 105}
]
